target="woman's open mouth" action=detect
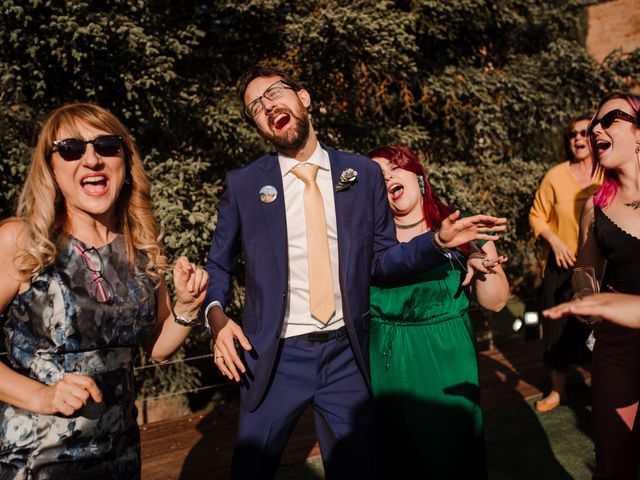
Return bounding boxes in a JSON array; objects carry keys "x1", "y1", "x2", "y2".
[
  {"x1": 80, "y1": 174, "x2": 109, "y2": 196},
  {"x1": 596, "y1": 140, "x2": 611, "y2": 156},
  {"x1": 388, "y1": 183, "x2": 404, "y2": 200}
]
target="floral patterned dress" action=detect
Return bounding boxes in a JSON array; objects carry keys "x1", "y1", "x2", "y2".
[{"x1": 0, "y1": 234, "x2": 156, "y2": 479}]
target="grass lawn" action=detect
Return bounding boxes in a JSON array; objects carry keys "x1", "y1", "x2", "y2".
[{"x1": 486, "y1": 384, "x2": 594, "y2": 480}]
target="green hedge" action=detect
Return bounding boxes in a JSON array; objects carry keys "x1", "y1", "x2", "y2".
[{"x1": 2, "y1": 0, "x2": 639, "y2": 403}]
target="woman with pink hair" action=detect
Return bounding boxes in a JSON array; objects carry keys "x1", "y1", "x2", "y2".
[{"x1": 576, "y1": 91, "x2": 640, "y2": 479}]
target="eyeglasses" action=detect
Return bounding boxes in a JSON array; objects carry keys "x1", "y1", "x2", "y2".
[
  {"x1": 73, "y1": 243, "x2": 114, "y2": 304},
  {"x1": 568, "y1": 129, "x2": 587, "y2": 139},
  {"x1": 591, "y1": 109, "x2": 637, "y2": 132},
  {"x1": 52, "y1": 135, "x2": 124, "y2": 161},
  {"x1": 244, "y1": 80, "x2": 294, "y2": 119}
]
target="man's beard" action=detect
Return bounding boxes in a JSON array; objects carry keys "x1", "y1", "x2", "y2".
[{"x1": 260, "y1": 108, "x2": 310, "y2": 155}]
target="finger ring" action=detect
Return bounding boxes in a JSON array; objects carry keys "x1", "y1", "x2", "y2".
[{"x1": 215, "y1": 355, "x2": 223, "y2": 359}]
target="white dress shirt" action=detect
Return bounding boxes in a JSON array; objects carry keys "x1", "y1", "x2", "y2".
[
  {"x1": 205, "y1": 141, "x2": 345, "y2": 338},
  {"x1": 278, "y1": 142, "x2": 345, "y2": 338}
]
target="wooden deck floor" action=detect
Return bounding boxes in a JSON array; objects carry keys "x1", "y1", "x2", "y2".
[{"x1": 140, "y1": 332, "x2": 591, "y2": 479}]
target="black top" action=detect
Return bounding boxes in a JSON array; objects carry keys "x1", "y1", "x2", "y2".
[
  {"x1": 594, "y1": 206, "x2": 640, "y2": 350},
  {"x1": 594, "y1": 206, "x2": 640, "y2": 295}
]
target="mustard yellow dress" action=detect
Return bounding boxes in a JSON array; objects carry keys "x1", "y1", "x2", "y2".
[{"x1": 529, "y1": 161, "x2": 602, "y2": 370}]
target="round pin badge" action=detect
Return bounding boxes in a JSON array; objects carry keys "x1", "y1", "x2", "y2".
[{"x1": 259, "y1": 185, "x2": 278, "y2": 204}]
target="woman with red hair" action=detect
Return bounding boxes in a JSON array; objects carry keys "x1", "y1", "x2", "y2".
[{"x1": 368, "y1": 145, "x2": 509, "y2": 478}]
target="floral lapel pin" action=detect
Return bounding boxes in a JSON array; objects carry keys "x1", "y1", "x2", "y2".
[{"x1": 335, "y1": 168, "x2": 358, "y2": 192}]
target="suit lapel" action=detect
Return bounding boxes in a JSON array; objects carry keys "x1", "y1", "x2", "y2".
[
  {"x1": 326, "y1": 146, "x2": 355, "y2": 284},
  {"x1": 256, "y1": 154, "x2": 288, "y2": 283}
]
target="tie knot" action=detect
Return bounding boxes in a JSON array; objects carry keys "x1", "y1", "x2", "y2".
[{"x1": 291, "y1": 162, "x2": 320, "y2": 185}]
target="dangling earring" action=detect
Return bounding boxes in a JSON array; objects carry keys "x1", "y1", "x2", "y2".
[{"x1": 417, "y1": 175, "x2": 426, "y2": 195}]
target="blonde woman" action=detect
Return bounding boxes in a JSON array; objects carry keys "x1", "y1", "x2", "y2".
[{"x1": 0, "y1": 103, "x2": 207, "y2": 479}]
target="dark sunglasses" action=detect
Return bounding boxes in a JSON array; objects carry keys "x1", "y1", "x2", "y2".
[
  {"x1": 52, "y1": 135, "x2": 124, "y2": 161},
  {"x1": 591, "y1": 109, "x2": 637, "y2": 132},
  {"x1": 568, "y1": 129, "x2": 587, "y2": 139}
]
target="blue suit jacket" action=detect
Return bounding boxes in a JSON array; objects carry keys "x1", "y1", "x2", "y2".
[{"x1": 205, "y1": 145, "x2": 450, "y2": 411}]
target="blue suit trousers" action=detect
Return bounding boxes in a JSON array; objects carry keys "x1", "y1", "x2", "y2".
[{"x1": 231, "y1": 333, "x2": 376, "y2": 480}]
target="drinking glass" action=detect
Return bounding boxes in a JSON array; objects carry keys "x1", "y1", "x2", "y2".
[{"x1": 572, "y1": 266, "x2": 601, "y2": 325}]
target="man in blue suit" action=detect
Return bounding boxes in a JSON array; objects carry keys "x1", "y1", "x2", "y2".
[{"x1": 205, "y1": 65, "x2": 506, "y2": 479}]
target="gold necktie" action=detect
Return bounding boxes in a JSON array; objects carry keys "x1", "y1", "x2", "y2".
[{"x1": 291, "y1": 163, "x2": 336, "y2": 324}]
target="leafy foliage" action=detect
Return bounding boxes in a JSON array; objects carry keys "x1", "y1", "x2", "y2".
[{"x1": 2, "y1": 0, "x2": 640, "y2": 406}]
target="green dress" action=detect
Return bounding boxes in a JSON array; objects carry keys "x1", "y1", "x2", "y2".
[{"x1": 370, "y1": 257, "x2": 487, "y2": 479}]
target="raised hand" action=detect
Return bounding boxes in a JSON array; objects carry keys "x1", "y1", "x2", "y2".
[
  {"x1": 173, "y1": 256, "x2": 208, "y2": 316},
  {"x1": 462, "y1": 251, "x2": 509, "y2": 286},
  {"x1": 544, "y1": 293, "x2": 640, "y2": 328},
  {"x1": 437, "y1": 210, "x2": 507, "y2": 248},
  {"x1": 33, "y1": 374, "x2": 102, "y2": 416},
  {"x1": 209, "y1": 306, "x2": 252, "y2": 382}
]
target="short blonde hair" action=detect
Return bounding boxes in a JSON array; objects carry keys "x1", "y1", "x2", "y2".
[{"x1": 14, "y1": 102, "x2": 167, "y2": 282}]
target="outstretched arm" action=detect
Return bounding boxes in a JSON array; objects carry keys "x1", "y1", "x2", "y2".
[{"x1": 544, "y1": 293, "x2": 640, "y2": 328}]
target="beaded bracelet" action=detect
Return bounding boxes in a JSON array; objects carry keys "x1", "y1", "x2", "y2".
[{"x1": 173, "y1": 309, "x2": 201, "y2": 327}]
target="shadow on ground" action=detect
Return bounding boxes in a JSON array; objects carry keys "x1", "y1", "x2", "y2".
[
  {"x1": 273, "y1": 385, "x2": 595, "y2": 480},
  {"x1": 485, "y1": 383, "x2": 594, "y2": 480}
]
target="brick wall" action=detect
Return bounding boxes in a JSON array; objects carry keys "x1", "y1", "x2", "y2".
[{"x1": 587, "y1": 0, "x2": 640, "y2": 63}]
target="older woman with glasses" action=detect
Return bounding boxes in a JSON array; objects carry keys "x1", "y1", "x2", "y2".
[
  {"x1": 0, "y1": 103, "x2": 207, "y2": 479},
  {"x1": 529, "y1": 115, "x2": 603, "y2": 412},
  {"x1": 575, "y1": 92, "x2": 640, "y2": 479}
]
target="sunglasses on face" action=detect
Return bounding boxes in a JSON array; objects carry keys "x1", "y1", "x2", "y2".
[
  {"x1": 591, "y1": 109, "x2": 637, "y2": 132},
  {"x1": 52, "y1": 135, "x2": 124, "y2": 161},
  {"x1": 568, "y1": 129, "x2": 587, "y2": 139}
]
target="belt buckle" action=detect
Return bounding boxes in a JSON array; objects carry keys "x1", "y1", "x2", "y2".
[
  {"x1": 307, "y1": 326, "x2": 345, "y2": 342},
  {"x1": 307, "y1": 331, "x2": 329, "y2": 342}
]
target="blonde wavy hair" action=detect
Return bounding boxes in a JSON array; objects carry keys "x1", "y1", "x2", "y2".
[{"x1": 14, "y1": 102, "x2": 168, "y2": 282}]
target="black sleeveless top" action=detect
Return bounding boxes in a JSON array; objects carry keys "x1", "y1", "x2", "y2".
[
  {"x1": 593, "y1": 206, "x2": 640, "y2": 351},
  {"x1": 594, "y1": 207, "x2": 640, "y2": 295}
]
